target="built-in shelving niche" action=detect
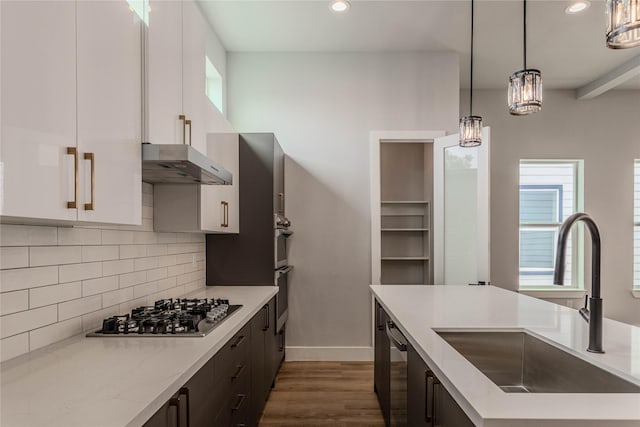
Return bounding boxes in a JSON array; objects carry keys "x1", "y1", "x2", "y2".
[{"x1": 379, "y1": 143, "x2": 433, "y2": 285}]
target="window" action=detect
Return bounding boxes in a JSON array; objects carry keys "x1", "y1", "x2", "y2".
[
  {"x1": 634, "y1": 160, "x2": 640, "y2": 289},
  {"x1": 205, "y1": 56, "x2": 223, "y2": 113},
  {"x1": 127, "y1": 0, "x2": 149, "y2": 26},
  {"x1": 519, "y1": 161, "x2": 583, "y2": 288}
]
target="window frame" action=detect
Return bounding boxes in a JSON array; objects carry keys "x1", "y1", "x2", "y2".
[
  {"x1": 518, "y1": 159, "x2": 584, "y2": 290},
  {"x1": 634, "y1": 160, "x2": 640, "y2": 291}
]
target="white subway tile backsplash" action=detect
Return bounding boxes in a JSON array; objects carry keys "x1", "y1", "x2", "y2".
[
  {"x1": 159, "y1": 255, "x2": 178, "y2": 267},
  {"x1": 133, "y1": 231, "x2": 157, "y2": 245},
  {"x1": 82, "y1": 246, "x2": 119, "y2": 262},
  {"x1": 58, "y1": 227, "x2": 101, "y2": 246},
  {"x1": 58, "y1": 295, "x2": 102, "y2": 321},
  {"x1": 102, "y1": 259, "x2": 134, "y2": 276},
  {"x1": 1, "y1": 305, "x2": 58, "y2": 339},
  {"x1": 30, "y1": 282, "x2": 82, "y2": 308},
  {"x1": 0, "y1": 247, "x2": 29, "y2": 270},
  {"x1": 157, "y1": 276, "x2": 177, "y2": 291},
  {"x1": 0, "y1": 195, "x2": 206, "y2": 358},
  {"x1": 134, "y1": 256, "x2": 160, "y2": 272},
  {"x1": 59, "y1": 262, "x2": 102, "y2": 283},
  {"x1": 142, "y1": 205, "x2": 153, "y2": 219},
  {"x1": 29, "y1": 317, "x2": 82, "y2": 351},
  {"x1": 133, "y1": 281, "x2": 158, "y2": 299},
  {"x1": 82, "y1": 276, "x2": 118, "y2": 297},
  {"x1": 119, "y1": 271, "x2": 147, "y2": 288},
  {"x1": 101, "y1": 287, "x2": 134, "y2": 308},
  {"x1": 147, "y1": 267, "x2": 168, "y2": 282},
  {"x1": 119, "y1": 245, "x2": 147, "y2": 259},
  {"x1": 1, "y1": 332, "x2": 29, "y2": 362},
  {"x1": 0, "y1": 290, "x2": 29, "y2": 315},
  {"x1": 82, "y1": 305, "x2": 121, "y2": 332},
  {"x1": 0, "y1": 266, "x2": 59, "y2": 292},
  {"x1": 101, "y1": 230, "x2": 135, "y2": 245},
  {"x1": 146, "y1": 244, "x2": 168, "y2": 257},
  {"x1": 30, "y1": 246, "x2": 82, "y2": 267},
  {"x1": 167, "y1": 264, "x2": 185, "y2": 277},
  {"x1": 0, "y1": 224, "x2": 58, "y2": 247}
]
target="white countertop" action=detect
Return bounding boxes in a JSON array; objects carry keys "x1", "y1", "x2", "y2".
[
  {"x1": 370, "y1": 285, "x2": 640, "y2": 427},
  {"x1": 0, "y1": 286, "x2": 278, "y2": 427}
]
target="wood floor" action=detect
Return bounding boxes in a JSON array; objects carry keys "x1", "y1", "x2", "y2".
[{"x1": 259, "y1": 361, "x2": 386, "y2": 427}]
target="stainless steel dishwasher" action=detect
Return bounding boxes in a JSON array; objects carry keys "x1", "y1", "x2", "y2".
[{"x1": 387, "y1": 320, "x2": 408, "y2": 427}]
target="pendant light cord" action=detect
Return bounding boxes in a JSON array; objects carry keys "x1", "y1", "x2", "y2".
[
  {"x1": 470, "y1": 0, "x2": 474, "y2": 116},
  {"x1": 523, "y1": 0, "x2": 527, "y2": 70}
]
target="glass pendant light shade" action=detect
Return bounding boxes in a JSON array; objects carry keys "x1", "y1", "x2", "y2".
[
  {"x1": 606, "y1": 0, "x2": 640, "y2": 48},
  {"x1": 508, "y1": 68, "x2": 542, "y2": 115},
  {"x1": 459, "y1": 115, "x2": 483, "y2": 147}
]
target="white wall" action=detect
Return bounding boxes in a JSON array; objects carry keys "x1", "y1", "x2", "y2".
[
  {"x1": 462, "y1": 89, "x2": 640, "y2": 325},
  {"x1": 228, "y1": 52, "x2": 459, "y2": 357}
]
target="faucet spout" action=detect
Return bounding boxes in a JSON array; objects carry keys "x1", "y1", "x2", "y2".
[{"x1": 553, "y1": 212, "x2": 604, "y2": 354}]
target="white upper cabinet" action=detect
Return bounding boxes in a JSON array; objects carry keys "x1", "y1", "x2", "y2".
[
  {"x1": 201, "y1": 133, "x2": 239, "y2": 233},
  {"x1": 146, "y1": 0, "x2": 206, "y2": 152},
  {"x1": 0, "y1": 0, "x2": 142, "y2": 226},
  {"x1": 146, "y1": 0, "x2": 183, "y2": 145},
  {"x1": 76, "y1": 1, "x2": 142, "y2": 225},
  {"x1": 1, "y1": 1, "x2": 78, "y2": 222}
]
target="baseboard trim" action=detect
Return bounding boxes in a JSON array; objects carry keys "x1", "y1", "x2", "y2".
[{"x1": 285, "y1": 346, "x2": 374, "y2": 362}]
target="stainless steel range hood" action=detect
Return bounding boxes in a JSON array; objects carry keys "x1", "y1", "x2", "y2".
[{"x1": 142, "y1": 143, "x2": 232, "y2": 185}]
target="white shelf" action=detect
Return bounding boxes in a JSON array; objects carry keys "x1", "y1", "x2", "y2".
[
  {"x1": 381, "y1": 228, "x2": 429, "y2": 232},
  {"x1": 381, "y1": 257, "x2": 429, "y2": 261}
]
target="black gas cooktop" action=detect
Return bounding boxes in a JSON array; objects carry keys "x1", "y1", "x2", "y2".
[{"x1": 86, "y1": 298, "x2": 242, "y2": 337}]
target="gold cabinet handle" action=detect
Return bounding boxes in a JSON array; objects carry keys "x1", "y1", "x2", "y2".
[
  {"x1": 185, "y1": 119, "x2": 192, "y2": 146},
  {"x1": 67, "y1": 147, "x2": 78, "y2": 209},
  {"x1": 221, "y1": 201, "x2": 229, "y2": 227},
  {"x1": 84, "y1": 152, "x2": 95, "y2": 210},
  {"x1": 178, "y1": 114, "x2": 186, "y2": 144},
  {"x1": 278, "y1": 192, "x2": 285, "y2": 215}
]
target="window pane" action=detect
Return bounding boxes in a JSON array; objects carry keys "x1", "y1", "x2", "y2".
[
  {"x1": 519, "y1": 161, "x2": 579, "y2": 287},
  {"x1": 520, "y1": 188, "x2": 560, "y2": 223},
  {"x1": 520, "y1": 229, "x2": 556, "y2": 270}
]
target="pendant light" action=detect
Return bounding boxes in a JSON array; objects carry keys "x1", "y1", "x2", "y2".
[
  {"x1": 508, "y1": 0, "x2": 542, "y2": 116},
  {"x1": 459, "y1": 0, "x2": 482, "y2": 147},
  {"x1": 606, "y1": 0, "x2": 640, "y2": 48}
]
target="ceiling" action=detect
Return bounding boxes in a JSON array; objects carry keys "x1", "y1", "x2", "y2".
[{"x1": 198, "y1": 0, "x2": 640, "y2": 90}]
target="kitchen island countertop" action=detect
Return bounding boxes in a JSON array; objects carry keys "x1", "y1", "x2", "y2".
[
  {"x1": 0, "y1": 286, "x2": 277, "y2": 427},
  {"x1": 370, "y1": 284, "x2": 640, "y2": 427}
]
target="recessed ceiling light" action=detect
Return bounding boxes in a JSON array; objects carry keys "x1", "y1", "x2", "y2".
[
  {"x1": 565, "y1": 1, "x2": 590, "y2": 14},
  {"x1": 330, "y1": 0, "x2": 350, "y2": 13}
]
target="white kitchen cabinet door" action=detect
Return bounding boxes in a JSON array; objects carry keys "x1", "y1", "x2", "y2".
[
  {"x1": 201, "y1": 133, "x2": 239, "y2": 233},
  {"x1": 76, "y1": 0, "x2": 142, "y2": 225},
  {"x1": 433, "y1": 128, "x2": 491, "y2": 286},
  {"x1": 181, "y1": 0, "x2": 207, "y2": 153},
  {"x1": 146, "y1": 0, "x2": 183, "y2": 145},
  {"x1": 0, "y1": 1, "x2": 78, "y2": 222}
]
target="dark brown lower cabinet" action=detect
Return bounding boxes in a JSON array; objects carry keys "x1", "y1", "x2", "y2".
[
  {"x1": 144, "y1": 296, "x2": 282, "y2": 427},
  {"x1": 374, "y1": 300, "x2": 390, "y2": 426},
  {"x1": 407, "y1": 344, "x2": 474, "y2": 427}
]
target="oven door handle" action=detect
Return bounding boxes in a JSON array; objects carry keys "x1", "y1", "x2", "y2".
[{"x1": 276, "y1": 266, "x2": 293, "y2": 277}]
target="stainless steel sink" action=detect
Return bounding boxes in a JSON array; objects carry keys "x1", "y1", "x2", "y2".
[{"x1": 436, "y1": 331, "x2": 640, "y2": 393}]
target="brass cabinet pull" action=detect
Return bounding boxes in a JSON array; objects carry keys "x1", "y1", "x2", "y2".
[
  {"x1": 185, "y1": 119, "x2": 192, "y2": 146},
  {"x1": 84, "y1": 152, "x2": 95, "y2": 210},
  {"x1": 220, "y1": 201, "x2": 229, "y2": 227},
  {"x1": 67, "y1": 147, "x2": 78, "y2": 209},
  {"x1": 231, "y1": 364, "x2": 245, "y2": 380},
  {"x1": 230, "y1": 334, "x2": 245, "y2": 349},
  {"x1": 278, "y1": 192, "x2": 285, "y2": 215},
  {"x1": 178, "y1": 115, "x2": 186, "y2": 144}
]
